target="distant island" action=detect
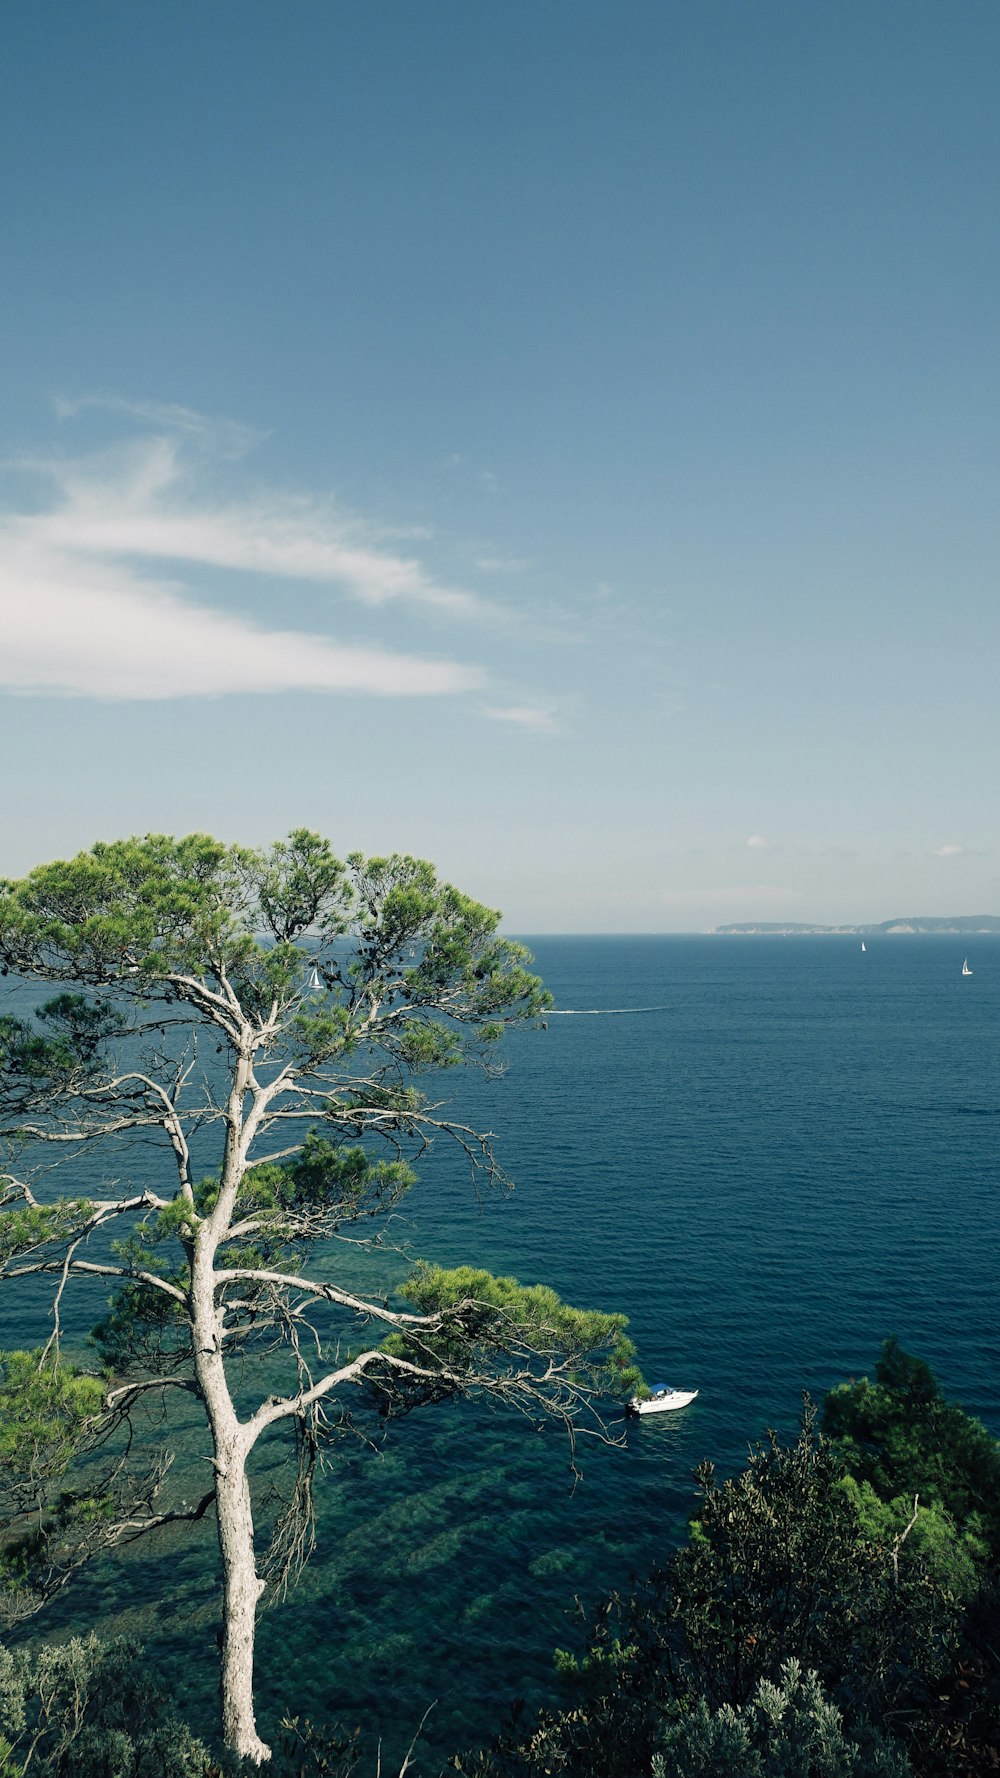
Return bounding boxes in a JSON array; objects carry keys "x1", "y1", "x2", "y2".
[{"x1": 714, "y1": 916, "x2": 1000, "y2": 935}]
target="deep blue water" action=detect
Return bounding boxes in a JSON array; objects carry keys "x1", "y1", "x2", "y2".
[{"x1": 5, "y1": 936, "x2": 999, "y2": 1765}]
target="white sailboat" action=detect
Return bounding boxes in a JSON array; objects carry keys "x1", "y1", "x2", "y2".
[
  {"x1": 861, "y1": 940, "x2": 866, "y2": 952},
  {"x1": 307, "y1": 966, "x2": 322, "y2": 990},
  {"x1": 962, "y1": 958, "x2": 973, "y2": 977}
]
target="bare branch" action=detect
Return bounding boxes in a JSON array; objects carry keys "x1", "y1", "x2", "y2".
[
  {"x1": 37, "y1": 1236, "x2": 83, "y2": 1367},
  {"x1": 405, "y1": 1705, "x2": 437, "y2": 1775},
  {"x1": 0, "y1": 1447, "x2": 177, "y2": 1628},
  {"x1": 244, "y1": 1347, "x2": 454, "y2": 1444},
  {"x1": 163, "y1": 971, "x2": 245, "y2": 1045},
  {"x1": 259, "y1": 1415, "x2": 318, "y2": 1603},
  {"x1": 1, "y1": 1172, "x2": 40, "y2": 1209},
  {"x1": 93, "y1": 1067, "x2": 197, "y2": 1200},
  {"x1": 6, "y1": 1114, "x2": 169, "y2": 1144},
  {"x1": 112, "y1": 1486, "x2": 216, "y2": 1541},
  {"x1": 5, "y1": 1257, "x2": 188, "y2": 1303},
  {"x1": 213, "y1": 1266, "x2": 455, "y2": 1329},
  {"x1": 891, "y1": 1494, "x2": 920, "y2": 1585},
  {"x1": 104, "y1": 1376, "x2": 201, "y2": 1410}
]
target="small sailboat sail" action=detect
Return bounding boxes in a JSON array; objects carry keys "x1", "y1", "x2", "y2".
[
  {"x1": 860, "y1": 940, "x2": 866, "y2": 952},
  {"x1": 962, "y1": 958, "x2": 973, "y2": 977},
  {"x1": 307, "y1": 966, "x2": 322, "y2": 991}
]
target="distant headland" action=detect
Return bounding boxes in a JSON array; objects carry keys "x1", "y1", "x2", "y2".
[{"x1": 713, "y1": 916, "x2": 1000, "y2": 936}]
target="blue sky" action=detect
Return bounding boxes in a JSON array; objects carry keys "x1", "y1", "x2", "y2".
[{"x1": 1, "y1": 1, "x2": 997, "y2": 929}]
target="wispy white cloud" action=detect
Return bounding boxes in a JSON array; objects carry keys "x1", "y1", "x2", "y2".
[
  {"x1": 18, "y1": 433, "x2": 477, "y2": 612},
  {"x1": 746, "y1": 834, "x2": 769, "y2": 849},
  {"x1": 52, "y1": 393, "x2": 263, "y2": 459},
  {"x1": 475, "y1": 555, "x2": 532, "y2": 574},
  {"x1": 931, "y1": 843, "x2": 964, "y2": 858},
  {"x1": 0, "y1": 410, "x2": 489, "y2": 702},
  {"x1": 1, "y1": 546, "x2": 479, "y2": 700},
  {"x1": 479, "y1": 702, "x2": 559, "y2": 732}
]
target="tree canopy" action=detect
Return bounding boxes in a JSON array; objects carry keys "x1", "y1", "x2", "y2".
[
  {"x1": 0, "y1": 832, "x2": 641, "y2": 1764},
  {"x1": 824, "y1": 1336, "x2": 1000, "y2": 1566}
]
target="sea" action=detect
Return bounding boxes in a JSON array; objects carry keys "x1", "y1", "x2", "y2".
[{"x1": 4, "y1": 935, "x2": 999, "y2": 1767}]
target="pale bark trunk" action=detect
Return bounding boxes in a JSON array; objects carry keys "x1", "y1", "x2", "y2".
[
  {"x1": 191, "y1": 1084, "x2": 272, "y2": 1766},
  {"x1": 216, "y1": 1444, "x2": 269, "y2": 1762}
]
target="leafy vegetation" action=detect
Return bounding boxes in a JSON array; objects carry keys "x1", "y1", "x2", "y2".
[
  {"x1": 2, "y1": 835, "x2": 997, "y2": 1771},
  {"x1": 453, "y1": 1345, "x2": 1000, "y2": 1778},
  {"x1": 650, "y1": 1659, "x2": 911, "y2": 1778},
  {"x1": 377, "y1": 1266, "x2": 643, "y2": 1418},
  {"x1": 0, "y1": 1635, "x2": 216, "y2": 1776},
  {"x1": 0, "y1": 1346, "x2": 996, "y2": 1775},
  {"x1": 0, "y1": 831, "x2": 638, "y2": 1763},
  {"x1": 824, "y1": 1338, "x2": 1000, "y2": 1565}
]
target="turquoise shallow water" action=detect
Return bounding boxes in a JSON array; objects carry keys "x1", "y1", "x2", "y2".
[{"x1": 4, "y1": 936, "x2": 999, "y2": 1765}]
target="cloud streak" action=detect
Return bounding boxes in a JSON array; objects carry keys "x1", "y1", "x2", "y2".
[
  {"x1": 0, "y1": 413, "x2": 486, "y2": 702},
  {"x1": 2, "y1": 545, "x2": 479, "y2": 700},
  {"x1": 478, "y1": 701, "x2": 559, "y2": 732},
  {"x1": 21, "y1": 433, "x2": 478, "y2": 611}
]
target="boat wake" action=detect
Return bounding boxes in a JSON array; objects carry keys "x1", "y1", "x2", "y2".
[{"x1": 546, "y1": 1006, "x2": 670, "y2": 1016}]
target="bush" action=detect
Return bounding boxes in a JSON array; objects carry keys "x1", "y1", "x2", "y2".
[
  {"x1": 652, "y1": 1658, "x2": 911, "y2": 1778},
  {"x1": 0, "y1": 1634, "x2": 216, "y2": 1777}
]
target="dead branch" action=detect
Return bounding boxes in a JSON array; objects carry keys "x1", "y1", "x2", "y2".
[{"x1": 891, "y1": 1494, "x2": 920, "y2": 1584}]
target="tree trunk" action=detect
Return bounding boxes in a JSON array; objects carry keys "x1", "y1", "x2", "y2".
[
  {"x1": 192, "y1": 1207, "x2": 271, "y2": 1764},
  {"x1": 216, "y1": 1446, "x2": 270, "y2": 1763}
]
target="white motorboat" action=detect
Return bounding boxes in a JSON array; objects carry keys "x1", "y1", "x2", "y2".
[{"x1": 629, "y1": 1386, "x2": 698, "y2": 1417}]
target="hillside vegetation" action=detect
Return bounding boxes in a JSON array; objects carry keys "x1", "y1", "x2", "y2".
[{"x1": 0, "y1": 1344, "x2": 997, "y2": 1776}]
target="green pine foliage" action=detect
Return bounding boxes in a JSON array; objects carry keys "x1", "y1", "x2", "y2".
[
  {"x1": 0, "y1": 832, "x2": 550, "y2": 1049},
  {"x1": 377, "y1": 1265, "x2": 643, "y2": 1411},
  {"x1": 0, "y1": 1352, "x2": 105, "y2": 1481},
  {"x1": 1, "y1": 831, "x2": 639, "y2": 1762},
  {"x1": 0, "y1": 1355, "x2": 122, "y2": 1621},
  {"x1": 0, "y1": 1199, "x2": 95, "y2": 1266}
]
